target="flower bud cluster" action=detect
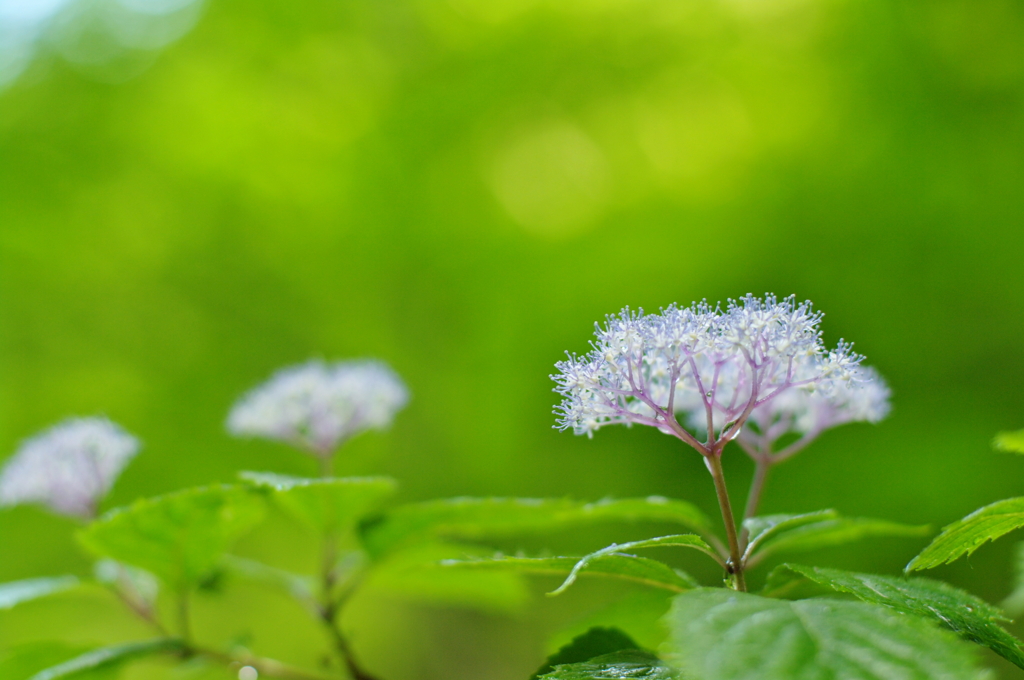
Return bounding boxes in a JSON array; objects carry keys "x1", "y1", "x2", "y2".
[
  {"x1": 0, "y1": 417, "x2": 139, "y2": 519},
  {"x1": 553, "y1": 294, "x2": 878, "y2": 450},
  {"x1": 227, "y1": 359, "x2": 409, "y2": 458}
]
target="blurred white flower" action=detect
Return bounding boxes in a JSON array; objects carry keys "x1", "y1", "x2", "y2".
[
  {"x1": 0, "y1": 417, "x2": 140, "y2": 519},
  {"x1": 227, "y1": 359, "x2": 409, "y2": 458},
  {"x1": 552, "y1": 294, "x2": 870, "y2": 453}
]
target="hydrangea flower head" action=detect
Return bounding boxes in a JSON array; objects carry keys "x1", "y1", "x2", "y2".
[
  {"x1": 739, "y1": 365, "x2": 891, "y2": 460},
  {"x1": 552, "y1": 294, "x2": 871, "y2": 454},
  {"x1": 0, "y1": 417, "x2": 140, "y2": 519},
  {"x1": 227, "y1": 359, "x2": 409, "y2": 458}
]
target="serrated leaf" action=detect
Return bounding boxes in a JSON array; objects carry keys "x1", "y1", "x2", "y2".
[
  {"x1": 746, "y1": 515, "x2": 928, "y2": 567},
  {"x1": 28, "y1": 639, "x2": 183, "y2": 680},
  {"x1": 993, "y1": 429, "x2": 1024, "y2": 454},
  {"x1": 764, "y1": 564, "x2": 1024, "y2": 669},
  {"x1": 742, "y1": 510, "x2": 838, "y2": 559},
  {"x1": 550, "y1": 535, "x2": 716, "y2": 596},
  {"x1": 240, "y1": 472, "x2": 396, "y2": 535},
  {"x1": 907, "y1": 497, "x2": 1024, "y2": 572},
  {"x1": 538, "y1": 650, "x2": 678, "y2": 680},
  {"x1": 442, "y1": 553, "x2": 698, "y2": 593},
  {"x1": 360, "y1": 496, "x2": 712, "y2": 558},
  {"x1": 78, "y1": 485, "x2": 265, "y2": 589},
  {"x1": 221, "y1": 555, "x2": 316, "y2": 604},
  {"x1": 532, "y1": 627, "x2": 641, "y2": 679},
  {"x1": 0, "y1": 576, "x2": 79, "y2": 610},
  {"x1": 666, "y1": 589, "x2": 987, "y2": 680},
  {"x1": 363, "y1": 542, "x2": 530, "y2": 613},
  {"x1": 548, "y1": 590, "x2": 675, "y2": 654}
]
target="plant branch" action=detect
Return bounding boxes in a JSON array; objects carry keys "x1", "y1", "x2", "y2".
[
  {"x1": 739, "y1": 455, "x2": 772, "y2": 553},
  {"x1": 705, "y1": 453, "x2": 746, "y2": 592},
  {"x1": 771, "y1": 429, "x2": 821, "y2": 463},
  {"x1": 315, "y1": 461, "x2": 378, "y2": 680},
  {"x1": 177, "y1": 591, "x2": 192, "y2": 644}
]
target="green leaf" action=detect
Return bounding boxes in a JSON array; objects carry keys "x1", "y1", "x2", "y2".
[
  {"x1": 360, "y1": 496, "x2": 712, "y2": 558},
  {"x1": 538, "y1": 651, "x2": 678, "y2": 680},
  {"x1": 993, "y1": 429, "x2": 1024, "y2": 454},
  {"x1": 78, "y1": 485, "x2": 265, "y2": 589},
  {"x1": 550, "y1": 535, "x2": 717, "y2": 596},
  {"x1": 240, "y1": 472, "x2": 396, "y2": 535},
  {"x1": 1002, "y1": 542, "x2": 1024, "y2": 616},
  {"x1": 93, "y1": 560, "x2": 159, "y2": 608},
  {"x1": 746, "y1": 515, "x2": 929, "y2": 567},
  {"x1": 547, "y1": 590, "x2": 675, "y2": 654},
  {"x1": 907, "y1": 497, "x2": 1024, "y2": 572},
  {"x1": 764, "y1": 564, "x2": 1024, "y2": 669},
  {"x1": 363, "y1": 542, "x2": 530, "y2": 613},
  {"x1": 742, "y1": 510, "x2": 839, "y2": 559},
  {"x1": 28, "y1": 639, "x2": 184, "y2": 680},
  {"x1": 221, "y1": 555, "x2": 316, "y2": 604},
  {"x1": 0, "y1": 643, "x2": 113, "y2": 680},
  {"x1": 442, "y1": 553, "x2": 698, "y2": 593},
  {"x1": 666, "y1": 589, "x2": 987, "y2": 680},
  {"x1": 532, "y1": 627, "x2": 640, "y2": 679},
  {"x1": 0, "y1": 576, "x2": 79, "y2": 610}
]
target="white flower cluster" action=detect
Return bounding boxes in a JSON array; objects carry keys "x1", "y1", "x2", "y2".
[
  {"x1": 740, "y1": 365, "x2": 891, "y2": 459},
  {"x1": 553, "y1": 295, "x2": 882, "y2": 451},
  {"x1": 227, "y1": 359, "x2": 409, "y2": 458},
  {"x1": 0, "y1": 417, "x2": 140, "y2": 519}
]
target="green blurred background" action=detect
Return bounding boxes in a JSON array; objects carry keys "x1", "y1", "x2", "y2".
[{"x1": 2, "y1": 0, "x2": 1024, "y2": 677}]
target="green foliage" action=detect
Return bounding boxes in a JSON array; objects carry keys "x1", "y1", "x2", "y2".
[
  {"x1": 546, "y1": 590, "x2": 675, "y2": 654},
  {"x1": 742, "y1": 511, "x2": 837, "y2": 558},
  {"x1": 531, "y1": 627, "x2": 640, "y2": 679},
  {"x1": 77, "y1": 485, "x2": 265, "y2": 590},
  {"x1": 240, "y1": 472, "x2": 396, "y2": 535},
  {"x1": 993, "y1": 430, "x2": 1024, "y2": 454},
  {"x1": 763, "y1": 564, "x2": 1024, "y2": 668},
  {"x1": 220, "y1": 555, "x2": 316, "y2": 604},
  {"x1": 27, "y1": 640, "x2": 183, "y2": 680},
  {"x1": 666, "y1": 589, "x2": 986, "y2": 680},
  {"x1": 441, "y1": 553, "x2": 697, "y2": 593},
  {"x1": 537, "y1": 651, "x2": 677, "y2": 680},
  {"x1": 745, "y1": 513, "x2": 929, "y2": 567},
  {"x1": 0, "y1": 643, "x2": 118, "y2": 680},
  {"x1": 360, "y1": 497, "x2": 711, "y2": 558},
  {"x1": 550, "y1": 535, "x2": 717, "y2": 596},
  {"x1": 907, "y1": 497, "x2": 1024, "y2": 572},
  {"x1": 0, "y1": 576, "x2": 79, "y2": 610},
  {"x1": 363, "y1": 542, "x2": 531, "y2": 613},
  {"x1": 1003, "y1": 542, "x2": 1024, "y2": 616}
]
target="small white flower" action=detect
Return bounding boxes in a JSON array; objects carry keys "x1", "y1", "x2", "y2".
[
  {"x1": 0, "y1": 417, "x2": 140, "y2": 519},
  {"x1": 552, "y1": 294, "x2": 867, "y2": 452},
  {"x1": 227, "y1": 359, "x2": 409, "y2": 458}
]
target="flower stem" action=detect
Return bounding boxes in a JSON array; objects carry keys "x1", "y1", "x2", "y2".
[
  {"x1": 177, "y1": 592, "x2": 192, "y2": 643},
  {"x1": 317, "y1": 456, "x2": 378, "y2": 680},
  {"x1": 705, "y1": 453, "x2": 746, "y2": 591},
  {"x1": 740, "y1": 455, "x2": 772, "y2": 550}
]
